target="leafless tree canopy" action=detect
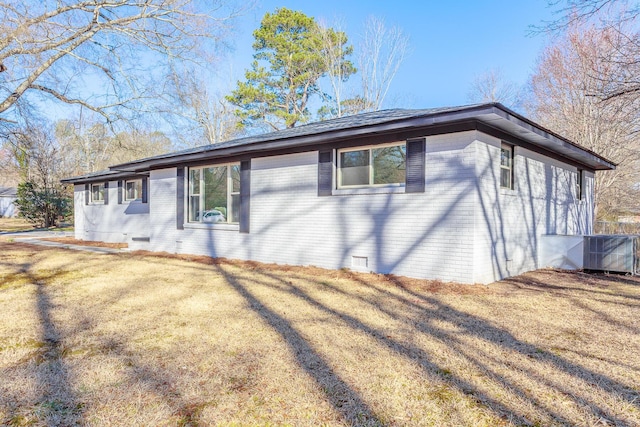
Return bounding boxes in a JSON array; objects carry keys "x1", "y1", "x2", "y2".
[
  {"x1": 539, "y1": 1, "x2": 640, "y2": 32},
  {"x1": 356, "y1": 16, "x2": 410, "y2": 112},
  {"x1": 467, "y1": 68, "x2": 524, "y2": 111},
  {"x1": 529, "y1": 24, "x2": 640, "y2": 218},
  {"x1": 0, "y1": 0, "x2": 239, "y2": 123},
  {"x1": 164, "y1": 67, "x2": 242, "y2": 146},
  {"x1": 540, "y1": 1, "x2": 640, "y2": 101}
]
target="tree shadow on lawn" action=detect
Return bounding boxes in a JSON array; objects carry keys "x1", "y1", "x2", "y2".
[
  {"x1": 503, "y1": 271, "x2": 640, "y2": 335},
  {"x1": 4, "y1": 246, "x2": 639, "y2": 426},
  {"x1": 0, "y1": 251, "x2": 83, "y2": 426},
  {"x1": 504, "y1": 270, "x2": 640, "y2": 301},
  {"x1": 0, "y1": 248, "x2": 220, "y2": 426},
  {"x1": 213, "y1": 263, "x2": 387, "y2": 426},
  {"x1": 213, "y1": 262, "x2": 640, "y2": 426}
]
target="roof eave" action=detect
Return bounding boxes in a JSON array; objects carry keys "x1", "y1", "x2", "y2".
[
  {"x1": 60, "y1": 170, "x2": 149, "y2": 185},
  {"x1": 483, "y1": 105, "x2": 616, "y2": 171}
]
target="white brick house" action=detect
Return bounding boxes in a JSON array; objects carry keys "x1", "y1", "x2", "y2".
[{"x1": 62, "y1": 104, "x2": 614, "y2": 284}]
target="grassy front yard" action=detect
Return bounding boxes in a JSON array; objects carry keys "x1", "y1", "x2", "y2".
[
  {"x1": 0, "y1": 218, "x2": 73, "y2": 233},
  {"x1": 0, "y1": 241, "x2": 639, "y2": 426},
  {"x1": 0, "y1": 218, "x2": 34, "y2": 233}
]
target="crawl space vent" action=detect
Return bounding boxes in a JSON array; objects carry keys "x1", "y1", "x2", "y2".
[{"x1": 351, "y1": 256, "x2": 368, "y2": 269}]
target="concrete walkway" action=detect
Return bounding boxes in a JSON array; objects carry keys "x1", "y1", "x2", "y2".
[
  {"x1": 2, "y1": 230, "x2": 123, "y2": 255},
  {"x1": 0, "y1": 229, "x2": 74, "y2": 238},
  {"x1": 15, "y1": 238, "x2": 123, "y2": 254}
]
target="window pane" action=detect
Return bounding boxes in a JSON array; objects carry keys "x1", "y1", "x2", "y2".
[
  {"x1": 189, "y1": 196, "x2": 200, "y2": 222},
  {"x1": 231, "y1": 193, "x2": 240, "y2": 223},
  {"x1": 203, "y1": 166, "x2": 228, "y2": 220},
  {"x1": 340, "y1": 150, "x2": 369, "y2": 186},
  {"x1": 92, "y1": 184, "x2": 104, "y2": 201},
  {"x1": 125, "y1": 181, "x2": 141, "y2": 200},
  {"x1": 231, "y1": 164, "x2": 241, "y2": 193},
  {"x1": 500, "y1": 147, "x2": 512, "y2": 168},
  {"x1": 189, "y1": 169, "x2": 201, "y2": 195},
  {"x1": 500, "y1": 168, "x2": 511, "y2": 189},
  {"x1": 373, "y1": 145, "x2": 406, "y2": 185}
]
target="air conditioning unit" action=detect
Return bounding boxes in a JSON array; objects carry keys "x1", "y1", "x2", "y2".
[{"x1": 583, "y1": 235, "x2": 640, "y2": 274}]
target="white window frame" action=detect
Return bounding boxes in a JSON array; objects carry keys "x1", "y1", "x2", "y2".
[
  {"x1": 188, "y1": 163, "x2": 240, "y2": 224},
  {"x1": 124, "y1": 179, "x2": 142, "y2": 202},
  {"x1": 337, "y1": 142, "x2": 406, "y2": 189},
  {"x1": 500, "y1": 143, "x2": 514, "y2": 190},
  {"x1": 91, "y1": 183, "x2": 105, "y2": 204}
]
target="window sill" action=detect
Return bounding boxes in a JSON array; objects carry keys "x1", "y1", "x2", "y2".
[
  {"x1": 333, "y1": 186, "x2": 405, "y2": 196},
  {"x1": 499, "y1": 187, "x2": 517, "y2": 196},
  {"x1": 183, "y1": 222, "x2": 239, "y2": 231}
]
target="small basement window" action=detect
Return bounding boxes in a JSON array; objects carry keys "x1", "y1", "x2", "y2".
[
  {"x1": 91, "y1": 183, "x2": 105, "y2": 203},
  {"x1": 337, "y1": 142, "x2": 406, "y2": 188},
  {"x1": 125, "y1": 179, "x2": 142, "y2": 201},
  {"x1": 500, "y1": 143, "x2": 514, "y2": 190}
]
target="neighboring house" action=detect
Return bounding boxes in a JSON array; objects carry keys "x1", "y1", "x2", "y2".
[
  {"x1": 62, "y1": 104, "x2": 615, "y2": 284},
  {"x1": 0, "y1": 187, "x2": 17, "y2": 218}
]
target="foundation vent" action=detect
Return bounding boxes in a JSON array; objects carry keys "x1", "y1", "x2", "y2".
[{"x1": 351, "y1": 256, "x2": 368, "y2": 269}]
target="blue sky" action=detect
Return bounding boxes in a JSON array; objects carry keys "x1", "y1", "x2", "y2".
[{"x1": 221, "y1": 0, "x2": 557, "y2": 109}]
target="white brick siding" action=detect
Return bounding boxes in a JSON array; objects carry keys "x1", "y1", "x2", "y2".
[
  {"x1": 472, "y1": 133, "x2": 594, "y2": 283},
  {"x1": 76, "y1": 130, "x2": 595, "y2": 284},
  {"x1": 148, "y1": 133, "x2": 480, "y2": 283},
  {"x1": 74, "y1": 181, "x2": 149, "y2": 243}
]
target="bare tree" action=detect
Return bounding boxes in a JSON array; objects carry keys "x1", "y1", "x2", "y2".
[
  {"x1": 529, "y1": 23, "x2": 640, "y2": 219},
  {"x1": 467, "y1": 68, "x2": 524, "y2": 110},
  {"x1": 0, "y1": 0, "x2": 242, "y2": 123},
  {"x1": 539, "y1": 0, "x2": 636, "y2": 33},
  {"x1": 164, "y1": 67, "x2": 242, "y2": 146},
  {"x1": 539, "y1": 1, "x2": 640, "y2": 101},
  {"x1": 55, "y1": 115, "x2": 174, "y2": 173},
  {"x1": 5, "y1": 118, "x2": 71, "y2": 227},
  {"x1": 356, "y1": 16, "x2": 410, "y2": 112},
  {"x1": 317, "y1": 19, "x2": 356, "y2": 119}
]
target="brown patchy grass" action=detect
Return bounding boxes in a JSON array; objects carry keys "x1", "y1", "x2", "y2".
[
  {"x1": 0, "y1": 217, "x2": 34, "y2": 233},
  {"x1": 0, "y1": 218, "x2": 73, "y2": 234},
  {"x1": 40, "y1": 237, "x2": 128, "y2": 249},
  {"x1": 0, "y1": 242, "x2": 639, "y2": 426}
]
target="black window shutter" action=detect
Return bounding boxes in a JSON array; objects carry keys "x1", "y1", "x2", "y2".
[
  {"x1": 240, "y1": 160, "x2": 251, "y2": 233},
  {"x1": 176, "y1": 168, "x2": 184, "y2": 230},
  {"x1": 103, "y1": 181, "x2": 109, "y2": 204},
  {"x1": 117, "y1": 180, "x2": 123, "y2": 204},
  {"x1": 141, "y1": 177, "x2": 148, "y2": 203},
  {"x1": 84, "y1": 184, "x2": 89, "y2": 205},
  {"x1": 318, "y1": 150, "x2": 333, "y2": 196},
  {"x1": 406, "y1": 138, "x2": 426, "y2": 193}
]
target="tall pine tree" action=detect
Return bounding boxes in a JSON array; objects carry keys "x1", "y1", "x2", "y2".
[{"x1": 227, "y1": 8, "x2": 354, "y2": 130}]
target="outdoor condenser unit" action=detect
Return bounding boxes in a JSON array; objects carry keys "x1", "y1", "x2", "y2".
[{"x1": 583, "y1": 235, "x2": 640, "y2": 274}]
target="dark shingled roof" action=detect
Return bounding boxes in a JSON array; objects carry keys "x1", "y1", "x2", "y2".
[
  {"x1": 62, "y1": 103, "x2": 616, "y2": 183},
  {"x1": 110, "y1": 106, "x2": 466, "y2": 168}
]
